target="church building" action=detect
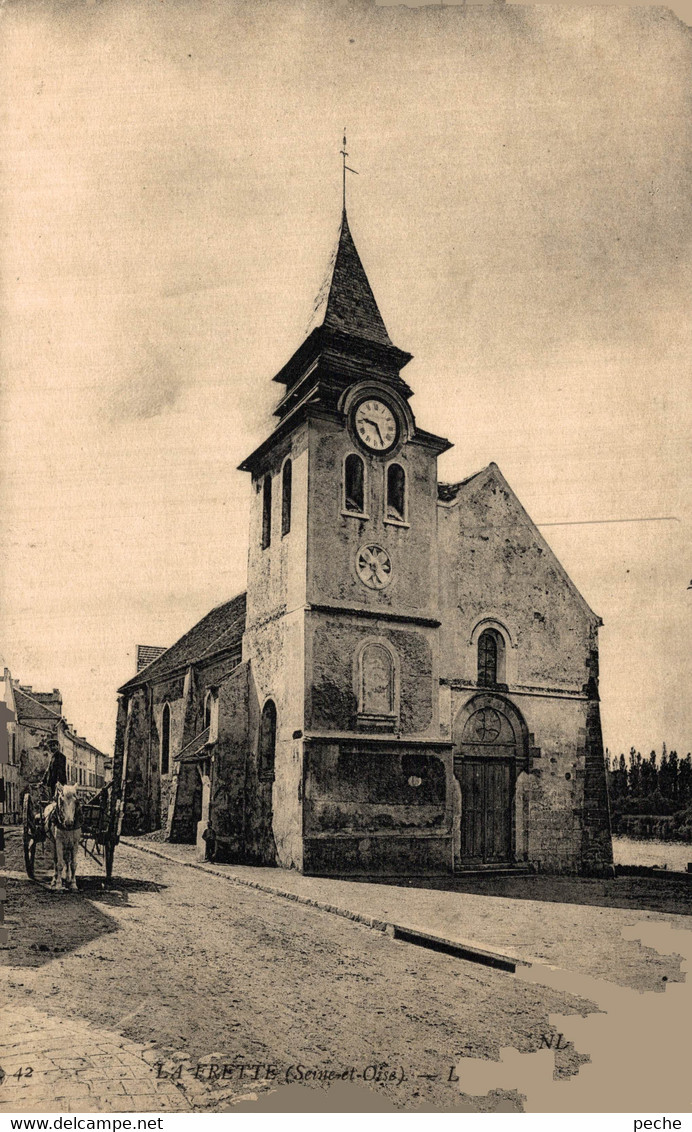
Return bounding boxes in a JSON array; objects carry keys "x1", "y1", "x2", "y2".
[{"x1": 113, "y1": 206, "x2": 613, "y2": 877}]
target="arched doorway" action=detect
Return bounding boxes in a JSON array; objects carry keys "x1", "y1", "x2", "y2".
[{"x1": 453, "y1": 694, "x2": 529, "y2": 866}]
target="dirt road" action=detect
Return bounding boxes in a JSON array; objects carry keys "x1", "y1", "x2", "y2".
[{"x1": 1, "y1": 831, "x2": 599, "y2": 1112}]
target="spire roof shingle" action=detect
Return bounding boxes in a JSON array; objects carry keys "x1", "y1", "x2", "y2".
[{"x1": 307, "y1": 211, "x2": 393, "y2": 348}]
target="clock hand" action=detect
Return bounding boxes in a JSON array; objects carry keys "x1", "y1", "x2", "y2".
[{"x1": 363, "y1": 417, "x2": 384, "y2": 443}]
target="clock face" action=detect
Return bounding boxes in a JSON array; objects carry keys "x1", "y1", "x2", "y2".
[{"x1": 354, "y1": 399, "x2": 398, "y2": 452}]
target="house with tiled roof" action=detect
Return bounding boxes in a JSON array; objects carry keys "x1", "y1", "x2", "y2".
[
  {"x1": 1, "y1": 675, "x2": 64, "y2": 821},
  {"x1": 114, "y1": 206, "x2": 612, "y2": 877},
  {"x1": 1, "y1": 669, "x2": 109, "y2": 821}
]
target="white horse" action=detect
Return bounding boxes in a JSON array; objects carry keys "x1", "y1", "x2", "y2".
[{"x1": 44, "y1": 784, "x2": 82, "y2": 891}]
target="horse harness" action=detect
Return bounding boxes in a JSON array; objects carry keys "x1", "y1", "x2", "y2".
[{"x1": 47, "y1": 794, "x2": 82, "y2": 833}]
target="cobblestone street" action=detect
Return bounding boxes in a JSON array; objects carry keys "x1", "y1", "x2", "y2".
[
  {"x1": 1, "y1": 831, "x2": 690, "y2": 1113},
  {"x1": 1, "y1": 1005, "x2": 190, "y2": 1113}
]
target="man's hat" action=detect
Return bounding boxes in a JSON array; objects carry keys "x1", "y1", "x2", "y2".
[{"x1": 47, "y1": 738, "x2": 60, "y2": 750}]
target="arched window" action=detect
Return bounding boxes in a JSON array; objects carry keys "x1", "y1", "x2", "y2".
[
  {"x1": 203, "y1": 688, "x2": 218, "y2": 740},
  {"x1": 258, "y1": 699, "x2": 277, "y2": 782},
  {"x1": 161, "y1": 703, "x2": 170, "y2": 775},
  {"x1": 478, "y1": 629, "x2": 504, "y2": 687},
  {"x1": 359, "y1": 643, "x2": 396, "y2": 718},
  {"x1": 281, "y1": 459, "x2": 292, "y2": 536},
  {"x1": 344, "y1": 453, "x2": 365, "y2": 514},
  {"x1": 261, "y1": 474, "x2": 272, "y2": 549},
  {"x1": 386, "y1": 463, "x2": 406, "y2": 522}
]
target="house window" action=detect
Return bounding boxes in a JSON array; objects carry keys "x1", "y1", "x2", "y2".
[
  {"x1": 204, "y1": 691, "x2": 213, "y2": 730},
  {"x1": 386, "y1": 463, "x2": 406, "y2": 522},
  {"x1": 261, "y1": 474, "x2": 272, "y2": 549},
  {"x1": 359, "y1": 643, "x2": 396, "y2": 718},
  {"x1": 281, "y1": 459, "x2": 292, "y2": 537},
  {"x1": 478, "y1": 629, "x2": 504, "y2": 687},
  {"x1": 258, "y1": 699, "x2": 277, "y2": 782},
  {"x1": 161, "y1": 703, "x2": 171, "y2": 775},
  {"x1": 344, "y1": 453, "x2": 365, "y2": 514}
]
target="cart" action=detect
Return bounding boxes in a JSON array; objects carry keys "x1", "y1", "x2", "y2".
[{"x1": 22, "y1": 778, "x2": 120, "y2": 882}]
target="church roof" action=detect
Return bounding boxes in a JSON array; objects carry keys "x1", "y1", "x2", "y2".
[
  {"x1": 13, "y1": 686, "x2": 62, "y2": 724},
  {"x1": 306, "y1": 210, "x2": 394, "y2": 348},
  {"x1": 243, "y1": 205, "x2": 419, "y2": 471},
  {"x1": 437, "y1": 467, "x2": 489, "y2": 503},
  {"x1": 119, "y1": 592, "x2": 247, "y2": 692},
  {"x1": 265, "y1": 207, "x2": 413, "y2": 412},
  {"x1": 176, "y1": 727, "x2": 212, "y2": 763},
  {"x1": 136, "y1": 645, "x2": 168, "y2": 673}
]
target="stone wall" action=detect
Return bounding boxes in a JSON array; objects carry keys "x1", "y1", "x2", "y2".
[
  {"x1": 244, "y1": 422, "x2": 308, "y2": 632},
  {"x1": 211, "y1": 662, "x2": 250, "y2": 860},
  {"x1": 303, "y1": 739, "x2": 453, "y2": 876},
  {"x1": 306, "y1": 416, "x2": 441, "y2": 619},
  {"x1": 121, "y1": 688, "x2": 150, "y2": 834},
  {"x1": 242, "y1": 419, "x2": 310, "y2": 870},
  {"x1": 445, "y1": 686, "x2": 612, "y2": 873},
  {"x1": 580, "y1": 695, "x2": 615, "y2": 875},
  {"x1": 308, "y1": 614, "x2": 436, "y2": 735},
  {"x1": 438, "y1": 464, "x2": 599, "y2": 691},
  {"x1": 439, "y1": 464, "x2": 613, "y2": 875},
  {"x1": 241, "y1": 624, "x2": 304, "y2": 869},
  {"x1": 168, "y1": 763, "x2": 202, "y2": 844}
]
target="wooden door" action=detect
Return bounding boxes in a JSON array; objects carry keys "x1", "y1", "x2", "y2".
[{"x1": 460, "y1": 758, "x2": 514, "y2": 864}]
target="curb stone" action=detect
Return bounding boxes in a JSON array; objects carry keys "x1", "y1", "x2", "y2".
[{"x1": 122, "y1": 837, "x2": 525, "y2": 972}]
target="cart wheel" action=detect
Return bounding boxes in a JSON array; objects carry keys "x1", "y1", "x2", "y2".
[
  {"x1": 104, "y1": 840, "x2": 115, "y2": 879},
  {"x1": 23, "y1": 793, "x2": 37, "y2": 879}
]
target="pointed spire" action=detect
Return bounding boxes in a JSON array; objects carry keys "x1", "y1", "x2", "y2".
[
  {"x1": 312, "y1": 210, "x2": 394, "y2": 348},
  {"x1": 261, "y1": 156, "x2": 414, "y2": 430}
]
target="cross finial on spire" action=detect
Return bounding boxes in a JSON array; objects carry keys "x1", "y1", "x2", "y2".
[{"x1": 340, "y1": 128, "x2": 359, "y2": 213}]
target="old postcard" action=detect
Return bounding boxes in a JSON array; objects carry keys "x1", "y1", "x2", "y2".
[{"x1": 1, "y1": 0, "x2": 690, "y2": 1118}]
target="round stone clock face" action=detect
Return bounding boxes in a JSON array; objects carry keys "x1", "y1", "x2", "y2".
[
  {"x1": 354, "y1": 399, "x2": 398, "y2": 452},
  {"x1": 356, "y1": 544, "x2": 393, "y2": 589}
]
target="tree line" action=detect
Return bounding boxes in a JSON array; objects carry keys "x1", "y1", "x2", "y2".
[{"x1": 606, "y1": 746, "x2": 692, "y2": 841}]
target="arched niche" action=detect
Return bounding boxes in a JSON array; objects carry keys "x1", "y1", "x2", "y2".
[{"x1": 258, "y1": 699, "x2": 277, "y2": 782}]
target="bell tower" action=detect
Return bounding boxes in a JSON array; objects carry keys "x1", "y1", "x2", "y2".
[
  {"x1": 239, "y1": 201, "x2": 455, "y2": 875},
  {"x1": 241, "y1": 208, "x2": 451, "y2": 616}
]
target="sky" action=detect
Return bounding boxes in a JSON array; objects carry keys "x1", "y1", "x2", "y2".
[{"x1": 1, "y1": 0, "x2": 690, "y2": 757}]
